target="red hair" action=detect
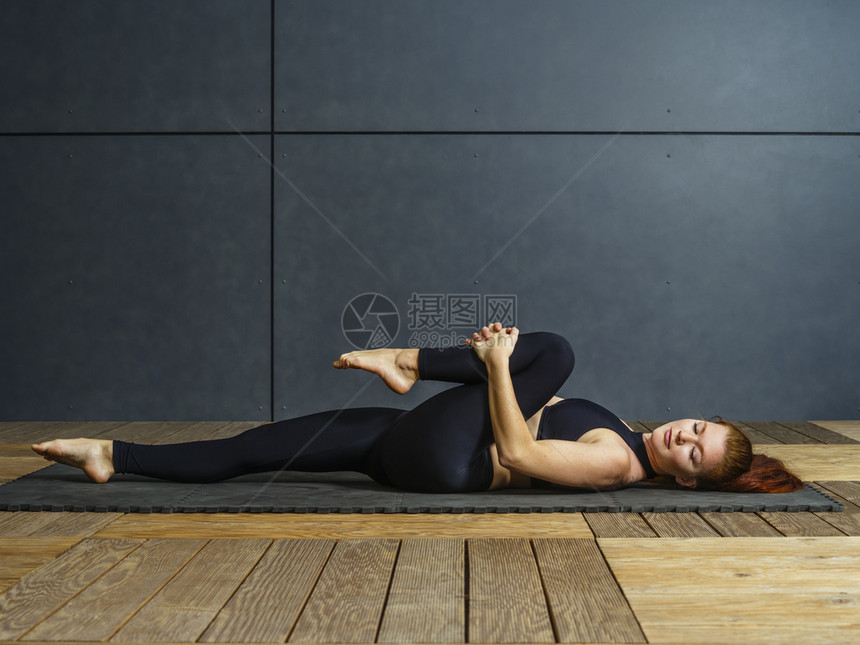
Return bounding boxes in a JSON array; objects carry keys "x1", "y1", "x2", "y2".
[{"x1": 697, "y1": 417, "x2": 804, "y2": 493}]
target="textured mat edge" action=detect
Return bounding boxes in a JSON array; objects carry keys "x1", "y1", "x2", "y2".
[{"x1": 0, "y1": 468, "x2": 845, "y2": 513}]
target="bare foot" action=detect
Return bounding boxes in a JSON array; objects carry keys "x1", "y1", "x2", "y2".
[
  {"x1": 31, "y1": 438, "x2": 114, "y2": 483},
  {"x1": 332, "y1": 347, "x2": 419, "y2": 394}
]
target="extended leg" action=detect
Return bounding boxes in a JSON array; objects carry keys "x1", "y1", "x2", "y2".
[
  {"x1": 33, "y1": 408, "x2": 403, "y2": 484},
  {"x1": 106, "y1": 407, "x2": 405, "y2": 483}
]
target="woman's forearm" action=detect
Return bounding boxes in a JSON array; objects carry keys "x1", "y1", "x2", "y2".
[{"x1": 484, "y1": 353, "x2": 535, "y2": 468}]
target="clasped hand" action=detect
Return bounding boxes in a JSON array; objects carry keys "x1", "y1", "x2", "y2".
[{"x1": 465, "y1": 322, "x2": 519, "y2": 363}]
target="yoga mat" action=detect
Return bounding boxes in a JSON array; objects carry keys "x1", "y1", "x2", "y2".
[{"x1": 0, "y1": 464, "x2": 843, "y2": 513}]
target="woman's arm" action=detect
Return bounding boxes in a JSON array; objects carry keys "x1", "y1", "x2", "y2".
[
  {"x1": 473, "y1": 324, "x2": 631, "y2": 490},
  {"x1": 467, "y1": 324, "x2": 531, "y2": 465},
  {"x1": 483, "y1": 350, "x2": 535, "y2": 467}
]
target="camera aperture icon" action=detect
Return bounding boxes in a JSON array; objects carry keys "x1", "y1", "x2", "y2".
[{"x1": 341, "y1": 293, "x2": 400, "y2": 349}]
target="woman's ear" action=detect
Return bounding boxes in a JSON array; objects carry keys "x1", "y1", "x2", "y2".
[{"x1": 675, "y1": 476, "x2": 697, "y2": 488}]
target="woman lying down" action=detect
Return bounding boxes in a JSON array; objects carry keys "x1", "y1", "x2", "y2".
[{"x1": 32, "y1": 323, "x2": 803, "y2": 494}]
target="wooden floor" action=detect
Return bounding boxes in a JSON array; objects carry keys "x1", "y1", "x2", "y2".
[{"x1": 0, "y1": 420, "x2": 858, "y2": 644}]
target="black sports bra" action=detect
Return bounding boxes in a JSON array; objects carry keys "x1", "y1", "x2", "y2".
[{"x1": 530, "y1": 398, "x2": 657, "y2": 489}]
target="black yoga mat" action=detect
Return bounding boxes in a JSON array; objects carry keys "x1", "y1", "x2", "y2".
[{"x1": 0, "y1": 464, "x2": 843, "y2": 513}]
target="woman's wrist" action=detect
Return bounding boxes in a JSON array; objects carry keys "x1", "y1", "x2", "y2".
[{"x1": 483, "y1": 351, "x2": 511, "y2": 371}]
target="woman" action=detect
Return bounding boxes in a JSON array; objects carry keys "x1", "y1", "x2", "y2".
[{"x1": 31, "y1": 323, "x2": 803, "y2": 494}]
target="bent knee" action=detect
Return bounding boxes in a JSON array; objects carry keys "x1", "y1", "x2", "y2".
[{"x1": 531, "y1": 331, "x2": 575, "y2": 377}]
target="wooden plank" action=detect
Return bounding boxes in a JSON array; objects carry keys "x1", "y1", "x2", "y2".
[
  {"x1": 645, "y1": 624, "x2": 860, "y2": 644},
  {"x1": 817, "y1": 480, "x2": 860, "y2": 503},
  {"x1": 698, "y1": 512, "x2": 782, "y2": 537},
  {"x1": 811, "y1": 485, "x2": 860, "y2": 537},
  {"x1": 759, "y1": 511, "x2": 847, "y2": 537},
  {"x1": 0, "y1": 512, "x2": 72, "y2": 537},
  {"x1": 734, "y1": 421, "x2": 786, "y2": 445},
  {"x1": 149, "y1": 421, "x2": 236, "y2": 444},
  {"x1": 0, "y1": 537, "x2": 81, "y2": 581},
  {"x1": 94, "y1": 421, "x2": 201, "y2": 443},
  {"x1": 0, "y1": 458, "x2": 51, "y2": 483},
  {"x1": 22, "y1": 538, "x2": 207, "y2": 642},
  {"x1": 641, "y1": 513, "x2": 721, "y2": 537},
  {"x1": 600, "y1": 537, "x2": 860, "y2": 633},
  {"x1": 0, "y1": 537, "x2": 143, "y2": 641},
  {"x1": 0, "y1": 536, "x2": 82, "y2": 595},
  {"x1": 289, "y1": 538, "x2": 398, "y2": 643},
  {"x1": 0, "y1": 504, "x2": 120, "y2": 537},
  {"x1": 742, "y1": 421, "x2": 822, "y2": 444},
  {"x1": 584, "y1": 512, "x2": 657, "y2": 538},
  {"x1": 748, "y1": 445, "x2": 860, "y2": 481},
  {"x1": 200, "y1": 539, "x2": 334, "y2": 643},
  {"x1": 25, "y1": 512, "x2": 122, "y2": 537},
  {"x1": 0, "y1": 421, "x2": 131, "y2": 444},
  {"x1": 94, "y1": 511, "x2": 594, "y2": 539},
  {"x1": 778, "y1": 421, "x2": 859, "y2": 444},
  {"x1": 377, "y1": 538, "x2": 464, "y2": 643},
  {"x1": 0, "y1": 445, "x2": 56, "y2": 483},
  {"x1": 809, "y1": 420, "x2": 860, "y2": 442},
  {"x1": 0, "y1": 444, "x2": 46, "y2": 457},
  {"x1": 0, "y1": 422, "x2": 67, "y2": 442},
  {"x1": 468, "y1": 538, "x2": 554, "y2": 643},
  {"x1": 111, "y1": 538, "x2": 270, "y2": 642},
  {"x1": 196, "y1": 420, "x2": 265, "y2": 440},
  {"x1": 533, "y1": 538, "x2": 645, "y2": 643}
]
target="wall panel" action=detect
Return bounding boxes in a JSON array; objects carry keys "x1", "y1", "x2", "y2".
[
  {"x1": 274, "y1": 134, "x2": 860, "y2": 420},
  {"x1": 0, "y1": 0, "x2": 270, "y2": 133},
  {"x1": 275, "y1": 0, "x2": 860, "y2": 132},
  {"x1": 0, "y1": 135, "x2": 271, "y2": 420}
]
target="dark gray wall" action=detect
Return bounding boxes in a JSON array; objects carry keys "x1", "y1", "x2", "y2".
[{"x1": 2, "y1": 0, "x2": 858, "y2": 422}]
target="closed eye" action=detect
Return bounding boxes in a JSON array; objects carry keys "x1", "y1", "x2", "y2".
[{"x1": 691, "y1": 420, "x2": 705, "y2": 463}]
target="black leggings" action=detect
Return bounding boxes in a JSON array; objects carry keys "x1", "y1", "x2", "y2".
[{"x1": 112, "y1": 332, "x2": 575, "y2": 493}]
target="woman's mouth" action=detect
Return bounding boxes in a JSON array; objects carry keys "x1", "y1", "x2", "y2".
[{"x1": 665, "y1": 428, "x2": 672, "y2": 449}]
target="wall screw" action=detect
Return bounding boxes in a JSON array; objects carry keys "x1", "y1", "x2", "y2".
[
  {"x1": 666, "y1": 280, "x2": 671, "y2": 285},
  {"x1": 258, "y1": 279, "x2": 263, "y2": 284},
  {"x1": 666, "y1": 407, "x2": 671, "y2": 411},
  {"x1": 667, "y1": 153, "x2": 671, "y2": 158},
  {"x1": 667, "y1": 108, "x2": 671, "y2": 113},
  {"x1": 68, "y1": 280, "x2": 73, "y2": 285},
  {"x1": 258, "y1": 406, "x2": 263, "y2": 411},
  {"x1": 474, "y1": 108, "x2": 479, "y2": 112}
]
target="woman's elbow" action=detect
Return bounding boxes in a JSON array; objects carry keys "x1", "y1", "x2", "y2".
[{"x1": 497, "y1": 445, "x2": 530, "y2": 470}]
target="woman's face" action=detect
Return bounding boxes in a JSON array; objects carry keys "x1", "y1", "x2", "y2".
[{"x1": 646, "y1": 418, "x2": 729, "y2": 487}]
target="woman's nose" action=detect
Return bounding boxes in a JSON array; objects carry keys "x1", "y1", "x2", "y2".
[{"x1": 676, "y1": 428, "x2": 698, "y2": 445}]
